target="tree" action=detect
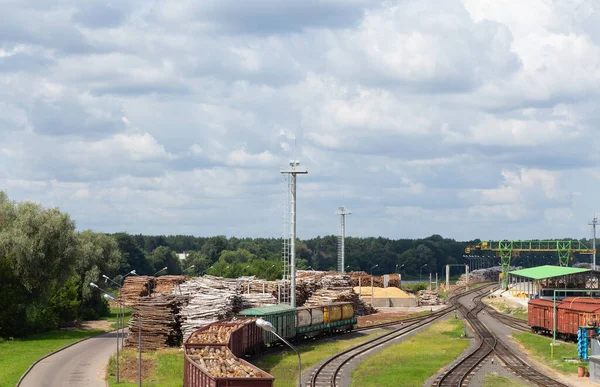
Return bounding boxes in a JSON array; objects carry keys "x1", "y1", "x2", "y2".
[
  {"x1": 113, "y1": 232, "x2": 152, "y2": 275},
  {"x1": 150, "y1": 246, "x2": 181, "y2": 275},
  {"x1": 183, "y1": 251, "x2": 211, "y2": 276}
]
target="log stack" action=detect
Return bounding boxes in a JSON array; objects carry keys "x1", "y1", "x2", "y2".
[
  {"x1": 125, "y1": 294, "x2": 183, "y2": 351},
  {"x1": 349, "y1": 272, "x2": 400, "y2": 288},
  {"x1": 417, "y1": 290, "x2": 442, "y2": 306},
  {"x1": 119, "y1": 276, "x2": 153, "y2": 306},
  {"x1": 304, "y1": 287, "x2": 376, "y2": 316},
  {"x1": 154, "y1": 275, "x2": 188, "y2": 294},
  {"x1": 177, "y1": 276, "x2": 243, "y2": 341}
]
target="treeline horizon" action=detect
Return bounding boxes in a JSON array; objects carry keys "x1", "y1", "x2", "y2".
[{"x1": 1, "y1": 189, "x2": 594, "y2": 338}]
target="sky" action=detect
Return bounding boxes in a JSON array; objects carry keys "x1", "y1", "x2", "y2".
[{"x1": 1, "y1": 0, "x2": 600, "y2": 241}]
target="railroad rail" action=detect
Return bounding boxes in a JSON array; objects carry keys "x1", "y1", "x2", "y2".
[
  {"x1": 434, "y1": 288, "x2": 568, "y2": 387},
  {"x1": 485, "y1": 308, "x2": 530, "y2": 332},
  {"x1": 308, "y1": 285, "x2": 491, "y2": 387}
]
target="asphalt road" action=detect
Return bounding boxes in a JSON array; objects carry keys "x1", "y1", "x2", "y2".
[{"x1": 19, "y1": 330, "x2": 120, "y2": 387}]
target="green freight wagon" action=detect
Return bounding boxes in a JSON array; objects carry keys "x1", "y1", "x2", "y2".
[{"x1": 237, "y1": 305, "x2": 296, "y2": 346}]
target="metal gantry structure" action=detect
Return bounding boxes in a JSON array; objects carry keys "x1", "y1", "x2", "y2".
[
  {"x1": 281, "y1": 160, "x2": 308, "y2": 308},
  {"x1": 466, "y1": 240, "x2": 595, "y2": 289},
  {"x1": 336, "y1": 206, "x2": 351, "y2": 272}
]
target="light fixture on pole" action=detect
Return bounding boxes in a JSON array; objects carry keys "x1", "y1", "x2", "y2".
[
  {"x1": 183, "y1": 265, "x2": 195, "y2": 275},
  {"x1": 370, "y1": 264, "x2": 378, "y2": 305},
  {"x1": 397, "y1": 264, "x2": 404, "y2": 289},
  {"x1": 91, "y1": 283, "x2": 121, "y2": 383},
  {"x1": 153, "y1": 266, "x2": 168, "y2": 277},
  {"x1": 256, "y1": 319, "x2": 301, "y2": 387},
  {"x1": 420, "y1": 264, "x2": 427, "y2": 282},
  {"x1": 102, "y1": 274, "x2": 125, "y2": 351}
]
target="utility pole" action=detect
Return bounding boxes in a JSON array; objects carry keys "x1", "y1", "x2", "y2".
[
  {"x1": 336, "y1": 207, "x2": 351, "y2": 272},
  {"x1": 281, "y1": 160, "x2": 308, "y2": 308},
  {"x1": 590, "y1": 216, "x2": 598, "y2": 271}
]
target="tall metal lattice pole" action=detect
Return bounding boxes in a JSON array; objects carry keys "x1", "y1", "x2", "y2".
[
  {"x1": 590, "y1": 216, "x2": 598, "y2": 271},
  {"x1": 336, "y1": 207, "x2": 351, "y2": 272},
  {"x1": 281, "y1": 160, "x2": 307, "y2": 308}
]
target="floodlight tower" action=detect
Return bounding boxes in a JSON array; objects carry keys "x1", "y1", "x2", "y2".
[
  {"x1": 281, "y1": 160, "x2": 308, "y2": 308},
  {"x1": 336, "y1": 206, "x2": 351, "y2": 272},
  {"x1": 590, "y1": 215, "x2": 598, "y2": 270}
]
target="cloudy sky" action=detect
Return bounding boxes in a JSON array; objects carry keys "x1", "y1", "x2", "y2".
[{"x1": 1, "y1": 0, "x2": 599, "y2": 241}]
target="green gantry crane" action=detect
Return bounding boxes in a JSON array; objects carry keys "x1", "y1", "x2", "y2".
[{"x1": 465, "y1": 240, "x2": 595, "y2": 289}]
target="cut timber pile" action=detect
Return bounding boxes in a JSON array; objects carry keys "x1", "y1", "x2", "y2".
[
  {"x1": 177, "y1": 276, "x2": 242, "y2": 341},
  {"x1": 119, "y1": 276, "x2": 152, "y2": 306},
  {"x1": 154, "y1": 275, "x2": 187, "y2": 294},
  {"x1": 417, "y1": 290, "x2": 441, "y2": 306},
  {"x1": 304, "y1": 287, "x2": 376, "y2": 315},
  {"x1": 125, "y1": 294, "x2": 183, "y2": 351},
  {"x1": 187, "y1": 346, "x2": 262, "y2": 378},
  {"x1": 455, "y1": 267, "x2": 503, "y2": 287},
  {"x1": 240, "y1": 293, "x2": 277, "y2": 309},
  {"x1": 349, "y1": 272, "x2": 400, "y2": 288}
]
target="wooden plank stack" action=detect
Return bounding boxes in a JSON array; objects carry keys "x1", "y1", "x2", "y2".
[
  {"x1": 119, "y1": 276, "x2": 152, "y2": 306},
  {"x1": 124, "y1": 294, "x2": 183, "y2": 351}
]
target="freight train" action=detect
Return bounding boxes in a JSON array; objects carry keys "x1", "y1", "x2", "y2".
[
  {"x1": 184, "y1": 302, "x2": 357, "y2": 387},
  {"x1": 529, "y1": 297, "x2": 600, "y2": 341}
]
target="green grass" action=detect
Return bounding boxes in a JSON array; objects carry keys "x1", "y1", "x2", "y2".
[
  {"x1": 101, "y1": 307, "x2": 132, "y2": 329},
  {"x1": 350, "y1": 318, "x2": 469, "y2": 387},
  {"x1": 256, "y1": 331, "x2": 386, "y2": 387},
  {"x1": 484, "y1": 374, "x2": 528, "y2": 387},
  {"x1": 513, "y1": 332, "x2": 585, "y2": 375},
  {"x1": 0, "y1": 330, "x2": 103, "y2": 386},
  {"x1": 106, "y1": 349, "x2": 184, "y2": 387}
]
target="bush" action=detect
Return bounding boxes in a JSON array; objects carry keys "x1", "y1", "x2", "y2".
[{"x1": 403, "y1": 282, "x2": 428, "y2": 293}]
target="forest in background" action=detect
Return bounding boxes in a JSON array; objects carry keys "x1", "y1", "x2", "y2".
[{"x1": 1, "y1": 191, "x2": 594, "y2": 338}]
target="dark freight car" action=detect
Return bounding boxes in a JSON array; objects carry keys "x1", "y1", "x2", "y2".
[{"x1": 237, "y1": 304, "x2": 296, "y2": 346}]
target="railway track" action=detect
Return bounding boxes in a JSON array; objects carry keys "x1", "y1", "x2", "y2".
[
  {"x1": 308, "y1": 285, "x2": 491, "y2": 387},
  {"x1": 434, "y1": 288, "x2": 568, "y2": 387},
  {"x1": 485, "y1": 308, "x2": 530, "y2": 332}
]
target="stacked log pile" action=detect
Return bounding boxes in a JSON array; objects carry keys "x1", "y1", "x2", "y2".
[
  {"x1": 304, "y1": 287, "x2": 376, "y2": 315},
  {"x1": 417, "y1": 290, "x2": 442, "y2": 306},
  {"x1": 240, "y1": 293, "x2": 277, "y2": 309},
  {"x1": 119, "y1": 276, "x2": 152, "y2": 306},
  {"x1": 125, "y1": 294, "x2": 183, "y2": 351},
  {"x1": 154, "y1": 275, "x2": 187, "y2": 294},
  {"x1": 177, "y1": 276, "x2": 242, "y2": 340},
  {"x1": 456, "y1": 267, "x2": 503, "y2": 286},
  {"x1": 349, "y1": 272, "x2": 400, "y2": 288}
]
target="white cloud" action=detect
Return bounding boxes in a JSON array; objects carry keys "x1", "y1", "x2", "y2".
[{"x1": 1, "y1": 0, "x2": 599, "y2": 240}]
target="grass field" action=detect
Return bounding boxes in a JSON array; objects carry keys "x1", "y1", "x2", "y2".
[
  {"x1": 483, "y1": 374, "x2": 528, "y2": 387},
  {"x1": 512, "y1": 332, "x2": 585, "y2": 375},
  {"x1": 102, "y1": 307, "x2": 132, "y2": 329},
  {"x1": 106, "y1": 348, "x2": 184, "y2": 387},
  {"x1": 350, "y1": 318, "x2": 469, "y2": 387},
  {"x1": 256, "y1": 331, "x2": 386, "y2": 387},
  {"x1": 0, "y1": 330, "x2": 103, "y2": 386}
]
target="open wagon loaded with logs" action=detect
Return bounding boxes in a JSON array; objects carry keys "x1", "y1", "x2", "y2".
[{"x1": 184, "y1": 345, "x2": 274, "y2": 386}]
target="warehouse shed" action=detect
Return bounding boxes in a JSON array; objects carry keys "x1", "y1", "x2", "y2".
[{"x1": 508, "y1": 266, "x2": 594, "y2": 300}]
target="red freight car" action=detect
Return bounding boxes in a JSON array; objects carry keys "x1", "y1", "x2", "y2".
[
  {"x1": 231, "y1": 318, "x2": 263, "y2": 357},
  {"x1": 528, "y1": 298, "x2": 555, "y2": 334},
  {"x1": 561, "y1": 297, "x2": 600, "y2": 305},
  {"x1": 185, "y1": 321, "x2": 264, "y2": 358},
  {"x1": 184, "y1": 345, "x2": 274, "y2": 387},
  {"x1": 557, "y1": 301, "x2": 600, "y2": 338}
]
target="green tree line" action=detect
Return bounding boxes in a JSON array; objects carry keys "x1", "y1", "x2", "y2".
[{"x1": 3, "y1": 190, "x2": 594, "y2": 337}]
